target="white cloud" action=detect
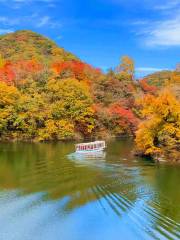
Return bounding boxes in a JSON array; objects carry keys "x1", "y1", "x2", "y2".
[
  {"x1": 0, "y1": 0, "x2": 57, "y2": 9},
  {"x1": 136, "y1": 67, "x2": 168, "y2": 72},
  {"x1": 128, "y1": 0, "x2": 180, "y2": 48},
  {"x1": 154, "y1": 0, "x2": 180, "y2": 10},
  {"x1": 0, "y1": 29, "x2": 14, "y2": 34},
  {"x1": 36, "y1": 16, "x2": 61, "y2": 28},
  {"x1": 36, "y1": 16, "x2": 50, "y2": 27},
  {"x1": 56, "y1": 35, "x2": 63, "y2": 40},
  {"x1": 0, "y1": 14, "x2": 61, "y2": 29},
  {"x1": 140, "y1": 15, "x2": 180, "y2": 47},
  {"x1": 135, "y1": 67, "x2": 171, "y2": 78},
  {"x1": 0, "y1": 16, "x2": 20, "y2": 26},
  {"x1": 0, "y1": 0, "x2": 55, "y2": 2}
]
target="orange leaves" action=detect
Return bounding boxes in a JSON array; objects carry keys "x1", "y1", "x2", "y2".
[
  {"x1": 109, "y1": 103, "x2": 138, "y2": 123},
  {"x1": 52, "y1": 61, "x2": 70, "y2": 74},
  {"x1": 0, "y1": 62, "x2": 15, "y2": 85},
  {"x1": 135, "y1": 89, "x2": 180, "y2": 159},
  {"x1": 108, "y1": 102, "x2": 139, "y2": 134},
  {"x1": 52, "y1": 60, "x2": 86, "y2": 80},
  {"x1": 51, "y1": 60, "x2": 101, "y2": 82},
  {"x1": 138, "y1": 90, "x2": 180, "y2": 120},
  {"x1": 140, "y1": 79, "x2": 157, "y2": 93},
  {"x1": 14, "y1": 59, "x2": 43, "y2": 73},
  {"x1": 0, "y1": 59, "x2": 43, "y2": 86}
]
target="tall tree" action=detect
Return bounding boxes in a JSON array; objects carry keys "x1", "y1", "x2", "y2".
[{"x1": 116, "y1": 55, "x2": 135, "y2": 80}]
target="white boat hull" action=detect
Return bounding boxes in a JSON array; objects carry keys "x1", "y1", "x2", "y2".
[{"x1": 76, "y1": 147, "x2": 105, "y2": 154}]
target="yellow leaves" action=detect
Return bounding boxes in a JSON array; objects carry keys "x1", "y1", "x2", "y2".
[
  {"x1": 138, "y1": 89, "x2": 180, "y2": 120},
  {"x1": 135, "y1": 118, "x2": 162, "y2": 155},
  {"x1": 0, "y1": 54, "x2": 5, "y2": 68},
  {"x1": 38, "y1": 119, "x2": 74, "y2": 141},
  {"x1": 169, "y1": 72, "x2": 180, "y2": 85},
  {"x1": 48, "y1": 78, "x2": 91, "y2": 98},
  {"x1": 0, "y1": 82, "x2": 20, "y2": 107},
  {"x1": 118, "y1": 56, "x2": 134, "y2": 76},
  {"x1": 51, "y1": 47, "x2": 64, "y2": 57},
  {"x1": 47, "y1": 78, "x2": 95, "y2": 135},
  {"x1": 135, "y1": 88, "x2": 180, "y2": 159},
  {"x1": 162, "y1": 123, "x2": 177, "y2": 135}
]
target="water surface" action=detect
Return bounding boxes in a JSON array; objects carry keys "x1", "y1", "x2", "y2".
[{"x1": 0, "y1": 139, "x2": 179, "y2": 240}]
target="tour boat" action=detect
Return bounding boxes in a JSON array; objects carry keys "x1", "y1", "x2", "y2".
[{"x1": 75, "y1": 141, "x2": 106, "y2": 153}]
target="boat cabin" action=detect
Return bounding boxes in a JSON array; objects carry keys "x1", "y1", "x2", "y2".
[{"x1": 75, "y1": 141, "x2": 106, "y2": 152}]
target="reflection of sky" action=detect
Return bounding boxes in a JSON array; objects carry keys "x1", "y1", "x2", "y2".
[
  {"x1": 0, "y1": 189, "x2": 179, "y2": 240},
  {"x1": 0, "y1": 191, "x2": 146, "y2": 240},
  {"x1": 0, "y1": 141, "x2": 179, "y2": 240},
  {"x1": 68, "y1": 152, "x2": 107, "y2": 170}
]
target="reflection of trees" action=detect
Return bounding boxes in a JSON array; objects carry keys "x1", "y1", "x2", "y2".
[
  {"x1": 0, "y1": 142, "x2": 138, "y2": 215},
  {"x1": 135, "y1": 162, "x2": 180, "y2": 239},
  {"x1": 1, "y1": 141, "x2": 179, "y2": 238},
  {"x1": 152, "y1": 165, "x2": 180, "y2": 226}
]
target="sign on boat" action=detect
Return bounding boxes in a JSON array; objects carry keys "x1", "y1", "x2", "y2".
[{"x1": 75, "y1": 141, "x2": 106, "y2": 153}]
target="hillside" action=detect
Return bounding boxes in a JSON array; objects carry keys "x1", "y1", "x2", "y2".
[
  {"x1": 143, "y1": 70, "x2": 173, "y2": 87},
  {"x1": 0, "y1": 30, "x2": 78, "y2": 63},
  {"x1": 0, "y1": 30, "x2": 179, "y2": 162}
]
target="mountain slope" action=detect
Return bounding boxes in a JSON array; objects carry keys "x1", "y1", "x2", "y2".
[
  {"x1": 143, "y1": 70, "x2": 173, "y2": 87},
  {"x1": 0, "y1": 30, "x2": 78, "y2": 63}
]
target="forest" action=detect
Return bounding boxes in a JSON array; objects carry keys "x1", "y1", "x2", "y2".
[{"x1": 0, "y1": 30, "x2": 179, "y2": 162}]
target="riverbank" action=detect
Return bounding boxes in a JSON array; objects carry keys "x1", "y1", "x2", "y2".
[{"x1": 1, "y1": 134, "x2": 179, "y2": 164}]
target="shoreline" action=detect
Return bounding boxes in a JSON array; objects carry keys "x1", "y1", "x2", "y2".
[{"x1": 0, "y1": 136, "x2": 179, "y2": 164}]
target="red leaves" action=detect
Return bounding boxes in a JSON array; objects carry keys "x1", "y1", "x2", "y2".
[
  {"x1": 52, "y1": 61, "x2": 70, "y2": 74},
  {"x1": 52, "y1": 60, "x2": 102, "y2": 81},
  {"x1": 14, "y1": 60, "x2": 43, "y2": 73},
  {"x1": 140, "y1": 79, "x2": 157, "y2": 93},
  {"x1": 0, "y1": 62, "x2": 15, "y2": 85},
  {"x1": 0, "y1": 59, "x2": 43, "y2": 86},
  {"x1": 108, "y1": 103, "x2": 139, "y2": 133},
  {"x1": 52, "y1": 60, "x2": 86, "y2": 80}
]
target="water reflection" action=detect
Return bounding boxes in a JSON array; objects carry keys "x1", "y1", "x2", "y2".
[{"x1": 0, "y1": 140, "x2": 179, "y2": 240}]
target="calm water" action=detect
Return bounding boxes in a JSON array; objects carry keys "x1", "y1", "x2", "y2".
[{"x1": 0, "y1": 139, "x2": 179, "y2": 240}]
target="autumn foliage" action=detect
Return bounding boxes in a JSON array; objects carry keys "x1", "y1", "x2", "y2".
[
  {"x1": 135, "y1": 90, "x2": 180, "y2": 161},
  {"x1": 139, "y1": 79, "x2": 157, "y2": 93},
  {"x1": 0, "y1": 30, "x2": 179, "y2": 162},
  {"x1": 108, "y1": 103, "x2": 139, "y2": 135},
  {"x1": 0, "y1": 62, "x2": 15, "y2": 85}
]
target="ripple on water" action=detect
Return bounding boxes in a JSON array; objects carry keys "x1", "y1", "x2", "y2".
[{"x1": 0, "y1": 141, "x2": 179, "y2": 240}]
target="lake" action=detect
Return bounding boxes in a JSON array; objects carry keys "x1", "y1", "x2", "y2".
[{"x1": 0, "y1": 139, "x2": 179, "y2": 240}]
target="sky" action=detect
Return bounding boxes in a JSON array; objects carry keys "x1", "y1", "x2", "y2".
[{"x1": 0, "y1": 0, "x2": 180, "y2": 77}]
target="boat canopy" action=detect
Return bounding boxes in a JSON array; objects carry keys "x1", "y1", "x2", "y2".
[
  {"x1": 75, "y1": 141, "x2": 106, "y2": 151},
  {"x1": 76, "y1": 141, "x2": 105, "y2": 148}
]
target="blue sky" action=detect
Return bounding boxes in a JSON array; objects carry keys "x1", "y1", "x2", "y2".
[{"x1": 0, "y1": 0, "x2": 180, "y2": 77}]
